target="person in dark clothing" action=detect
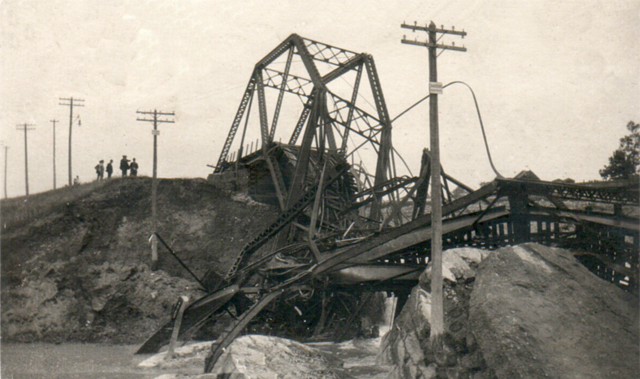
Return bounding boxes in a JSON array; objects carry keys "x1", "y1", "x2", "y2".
[
  {"x1": 95, "y1": 160, "x2": 104, "y2": 181},
  {"x1": 106, "y1": 159, "x2": 113, "y2": 178},
  {"x1": 120, "y1": 155, "x2": 130, "y2": 177},
  {"x1": 130, "y1": 158, "x2": 139, "y2": 177}
]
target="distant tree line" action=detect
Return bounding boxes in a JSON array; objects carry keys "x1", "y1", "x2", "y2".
[{"x1": 600, "y1": 121, "x2": 639, "y2": 180}]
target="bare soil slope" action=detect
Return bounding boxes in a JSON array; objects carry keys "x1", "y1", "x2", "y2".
[{"x1": 1, "y1": 177, "x2": 279, "y2": 343}]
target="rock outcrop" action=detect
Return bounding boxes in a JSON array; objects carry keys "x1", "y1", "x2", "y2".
[
  {"x1": 378, "y1": 247, "x2": 489, "y2": 379},
  {"x1": 470, "y1": 243, "x2": 639, "y2": 378},
  {"x1": 379, "y1": 243, "x2": 640, "y2": 379},
  {"x1": 207, "y1": 335, "x2": 344, "y2": 378}
]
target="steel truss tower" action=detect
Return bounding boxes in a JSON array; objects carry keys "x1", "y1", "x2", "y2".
[{"x1": 213, "y1": 34, "x2": 396, "y2": 220}]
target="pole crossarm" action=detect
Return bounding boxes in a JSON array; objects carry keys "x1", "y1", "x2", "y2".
[
  {"x1": 400, "y1": 38, "x2": 467, "y2": 52},
  {"x1": 136, "y1": 118, "x2": 176, "y2": 123},
  {"x1": 401, "y1": 22, "x2": 467, "y2": 52},
  {"x1": 136, "y1": 110, "x2": 176, "y2": 123},
  {"x1": 59, "y1": 97, "x2": 85, "y2": 106},
  {"x1": 401, "y1": 22, "x2": 467, "y2": 37}
]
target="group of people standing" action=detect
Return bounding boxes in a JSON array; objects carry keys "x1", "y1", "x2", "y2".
[
  {"x1": 119, "y1": 155, "x2": 139, "y2": 177},
  {"x1": 95, "y1": 155, "x2": 139, "y2": 180}
]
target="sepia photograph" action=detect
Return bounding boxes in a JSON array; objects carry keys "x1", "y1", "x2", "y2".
[{"x1": 1, "y1": 1, "x2": 638, "y2": 377}]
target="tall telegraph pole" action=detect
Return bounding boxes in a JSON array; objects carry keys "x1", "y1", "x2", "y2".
[
  {"x1": 136, "y1": 109, "x2": 175, "y2": 269},
  {"x1": 16, "y1": 123, "x2": 35, "y2": 196},
  {"x1": 401, "y1": 21, "x2": 466, "y2": 346},
  {"x1": 59, "y1": 97, "x2": 84, "y2": 186},
  {"x1": 50, "y1": 119, "x2": 58, "y2": 189},
  {"x1": 0, "y1": 143, "x2": 8, "y2": 199}
]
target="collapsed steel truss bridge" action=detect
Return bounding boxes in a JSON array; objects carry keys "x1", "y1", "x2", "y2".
[{"x1": 137, "y1": 35, "x2": 640, "y2": 373}]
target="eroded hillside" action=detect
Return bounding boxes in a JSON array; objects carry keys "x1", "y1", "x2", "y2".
[{"x1": 1, "y1": 177, "x2": 279, "y2": 343}]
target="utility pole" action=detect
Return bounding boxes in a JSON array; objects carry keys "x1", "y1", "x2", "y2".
[
  {"x1": 16, "y1": 123, "x2": 36, "y2": 196},
  {"x1": 59, "y1": 97, "x2": 84, "y2": 186},
  {"x1": 401, "y1": 21, "x2": 466, "y2": 347},
  {"x1": 0, "y1": 142, "x2": 8, "y2": 199},
  {"x1": 137, "y1": 109, "x2": 175, "y2": 270},
  {"x1": 50, "y1": 119, "x2": 58, "y2": 189}
]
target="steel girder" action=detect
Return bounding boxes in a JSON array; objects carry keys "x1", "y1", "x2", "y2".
[
  {"x1": 496, "y1": 177, "x2": 639, "y2": 205},
  {"x1": 140, "y1": 171, "x2": 639, "y2": 367}
]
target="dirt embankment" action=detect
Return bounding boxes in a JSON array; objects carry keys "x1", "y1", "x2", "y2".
[{"x1": 1, "y1": 177, "x2": 279, "y2": 343}]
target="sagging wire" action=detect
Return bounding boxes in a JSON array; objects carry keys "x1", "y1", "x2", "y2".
[{"x1": 390, "y1": 81, "x2": 504, "y2": 179}]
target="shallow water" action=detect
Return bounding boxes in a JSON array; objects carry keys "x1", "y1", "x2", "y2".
[
  {"x1": 1, "y1": 342, "x2": 198, "y2": 379},
  {"x1": 2, "y1": 339, "x2": 391, "y2": 378}
]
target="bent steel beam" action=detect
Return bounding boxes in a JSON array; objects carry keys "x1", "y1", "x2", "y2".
[
  {"x1": 204, "y1": 289, "x2": 284, "y2": 373},
  {"x1": 136, "y1": 285, "x2": 239, "y2": 354}
]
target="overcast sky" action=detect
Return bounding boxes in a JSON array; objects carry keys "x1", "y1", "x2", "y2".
[{"x1": 1, "y1": 0, "x2": 639, "y2": 197}]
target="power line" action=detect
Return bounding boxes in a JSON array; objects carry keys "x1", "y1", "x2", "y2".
[
  {"x1": 446, "y1": 81, "x2": 503, "y2": 178},
  {"x1": 391, "y1": 81, "x2": 503, "y2": 178},
  {"x1": 136, "y1": 109, "x2": 175, "y2": 270},
  {"x1": 59, "y1": 97, "x2": 84, "y2": 186},
  {"x1": 16, "y1": 123, "x2": 35, "y2": 196}
]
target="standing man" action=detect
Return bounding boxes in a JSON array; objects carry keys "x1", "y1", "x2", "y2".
[
  {"x1": 120, "y1": 155, "x2": 130, "y2": 177},
  {"x1": 99, "y1": 160, "x2": 105, "y2": 180},
  {"x1": 106, "y1": 159, "x2": 113, "y2": 178},
  {"x1": 130, "y1": 158, "x2": 139, "y2": 177},
  {"x1": 95, "y1": 160, "x2": 105, "y2": 181}
]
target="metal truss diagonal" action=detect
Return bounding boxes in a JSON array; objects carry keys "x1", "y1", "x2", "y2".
[
  {"x1": 256, "y1": 70, "x2": 270, "y2": 147},
  {"x1": 256, "y1": 36, "x2": 295, "y2": 68},
  {"x1": 215, "y1": 75, "x2": 257, "y2": 172},
  {"x1": 291, "y1": 35, "x2": 325, "y2": 89},
  {"x1": 341, "y1": 63, "x2": 363, "y2": 152},
  {"x1": 289, "y1": 97, "x2": 314, "y2": 145},
  {"x1": 269, "y1": 47, "x2": 295, "y2": 142},
  {"x1": 302, "y1": 36, "x2": 358, "y2": 66},
  {"x1": 262, "y1": 68, "x2": 314, "y2": 98}
]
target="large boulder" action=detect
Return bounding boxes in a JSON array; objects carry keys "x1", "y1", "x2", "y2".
[
  {"x1": 378, "y1": 247, "x2": 489, "y2": 379},
  {"x1": 208, "y1": 335, "x2": 343, "y2": 378},
  {"x1": 470, "y1": 243, "x2": 639, "y2": 378},
  {"x1": 379, "y1": 243, "x2": 640, "y2": 379},
  {"x1": 377, "y1": 285, "x2": 434, "y2": 379},
  {"x1": 418, "y1": 248, "x2": 480, "y2": 283}
]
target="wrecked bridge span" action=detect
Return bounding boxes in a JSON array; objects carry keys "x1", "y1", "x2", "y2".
[{"x1": 134, "y1": 34, "x2": 639, "y2": 373}]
